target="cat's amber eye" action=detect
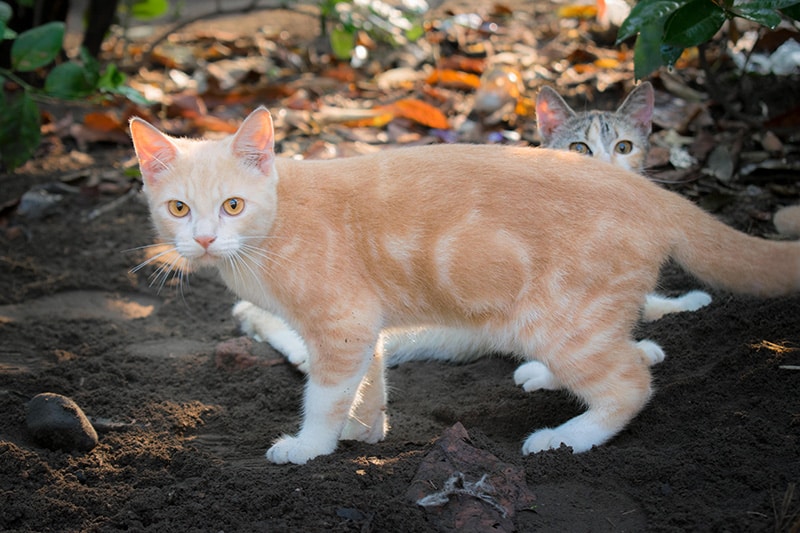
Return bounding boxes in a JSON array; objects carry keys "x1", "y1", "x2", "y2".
[
  {"x1": 615, "y1": 141, "x2": 633, "y2": 154},
  {"x1": 167, "y1": 200, "x2": 190, "y2": 218},
  {"x1": 569, "y1": 142, "x2": 592, "y2": 155},
  {"x1": 222, "y1": 197, "x2": 245, "y2": 216}
]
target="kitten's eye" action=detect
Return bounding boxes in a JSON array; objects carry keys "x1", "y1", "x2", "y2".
[
  {"x1": 569, "y1": 142, "x2": 592, "y2": 155},
  {"x1": 167, "y1": 200, "x2": 190, "y2": 218},
  {"x1": 615, "y1": 141, "x2": 633, "y2": 154},
  {"x1": 222, "y1": 197, "x2": 245, "y2": 216}
]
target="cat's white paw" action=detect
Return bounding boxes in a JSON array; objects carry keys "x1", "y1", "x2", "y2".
[
  {"x1": 522, "y1": 425, "x2": 602, "y2": 455},
  {"x1": 636, "y1": 339, "x2": 666, "y2": 366},
  {"x1": 232, "y1": 301, "x2": 310, "y2": 372},
  {"x1": 522, "y1": 428, "x2": 569, "y2": 454},
  {"x1": 341, "y1": 412, "x2": 388, "y2": 443},
  {"x1": 513, "y1": 361, "x2": 560, "y2": 392},
  {"x1": 642, "y1": 290, "x2": 712, "y2": 321},
  {"x1": 265, "y1": 435, "x2": 335, "y2": 465},
  {"x1": 679, "y1": 290, "x2": 712, "y2": 312}
]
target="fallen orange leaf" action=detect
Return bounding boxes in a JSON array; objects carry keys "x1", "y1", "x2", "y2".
[
  {"x1": 557, "y1": 4, "x2": 598, "y2": 18},
  {"x1": 594, "y1": 57, "x2": 621, "y2": 69},
  {"x1": 84, "y1": 112, "x2": 124, "y2": 133},
  {"x1": 389, "y1": 99, "x2": 449, "y2": 130},
  {"x1": 426, "y1": 69, "x2": 481, "y2": 91},
  {"x1": 437, "y1": 55, "x2": 486, "y2": 74},
  {"x1": 193, "y1": 115, "x2": 239, "y2": 133},
  {"x1": 342, "y1": 110, "x2": 396, "y2": 128}
]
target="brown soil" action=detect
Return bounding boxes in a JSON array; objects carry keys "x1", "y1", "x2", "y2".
[
  {"x1": 2, "y1": 4, "x2": 800, "y2": 532},
  {"x1": 1, "y1": 140, "x2": 799, "y2": 533}
]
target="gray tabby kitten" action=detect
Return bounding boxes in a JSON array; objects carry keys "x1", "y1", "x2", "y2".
[{"x1": 536, "y1": 82, "x2": 654, "y2": 173}]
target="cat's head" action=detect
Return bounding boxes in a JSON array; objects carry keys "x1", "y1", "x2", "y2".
[
  {"x1": 130, "y1": 107, "x2": 278, "y2": 272},
  {"x1": 535, "y1": 82, "x2": 654, "y2": 173}
]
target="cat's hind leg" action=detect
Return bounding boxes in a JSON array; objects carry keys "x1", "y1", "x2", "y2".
[
  {"x1": 522, "y1": 338, "x2": 654, "y2": 454},
  {"x1": 513, "y1": 339, "x2": 664, "y2": 393},
  {"x1": 641, "y1": 290, "x2": 711, "y2": 321}
]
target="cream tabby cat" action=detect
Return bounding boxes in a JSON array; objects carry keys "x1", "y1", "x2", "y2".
[
  {"x1": 235, "y1": 83, "x2": 710, "y2": 379},
  {"x1": 131, "y1": 108, "x2": 800, "y2": 464}
]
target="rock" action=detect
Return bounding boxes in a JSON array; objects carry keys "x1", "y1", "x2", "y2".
[{"x1": 26, "y1": 393, "x2": 99, "y2": 452}]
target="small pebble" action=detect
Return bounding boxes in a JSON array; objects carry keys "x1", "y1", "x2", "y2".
[{"x1": 26, "y1": 393, "x2": 98, "y2": 452}]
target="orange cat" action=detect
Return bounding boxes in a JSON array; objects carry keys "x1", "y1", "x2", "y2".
[{"x1": 130, "y1": 107, "x2": 800, "y2": 464}]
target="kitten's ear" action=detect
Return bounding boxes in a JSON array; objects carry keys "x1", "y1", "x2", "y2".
[
  {"x1": 129, "y1": 117, "x2": 178, "y2": 187},
  {"x1": 232, "y1": 106, "x2": 275, "y2": 175},
  {"x1": 617, "y1": 82, "x2": 654, "y2": 133},
  {"x1": 535, "y1": 86, "x2": 576, "y2": 140}
]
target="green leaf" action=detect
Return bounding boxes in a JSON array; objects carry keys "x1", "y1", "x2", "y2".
[
  {"x1": 781, "y1": 2, "x2": 800, "y2": 19},
  {"x1": 330, "y1": 24, "x2": 355, "y2": 60},
  {"x1": 11, "y1": 21, "x2": 65, "y2": 71},
  {"x1": 660, "y1": 44, "x2": 685, "y2": 67},
  {"x1": 97, "y1": 63, "x2": 126, "y2": 91},
  {"x1": 130, "y1": 0, "x2": 169, "y2": 20},
  {"x1": 732, "y1": 0, "x2": 800, "y2": 8},
  {"x1": 730, "y1": 0, "x2": 798, "y2": 26},
  {"x1": 732, "y1": 6, "x2": 782, "y2": 26},
  {"x1": 617, "y1": 0, "x2": 685, "y2": 43},
  {"x1": 44, "y1": 61, "x2": 97, "y2": 99},
  {"x1": 111, "y1": 84, "x2": 151, "y2": 106},
  {"x1": 633, "y1": 21, "x2": 667, "y2": 79},
  {"x1": 0, "y1": 90, "x2": 41, "y2": 170},
  {"x1": 663, "y1": 0, "x2": 727, "y2": 48},
  {"x1": 0, "y1": 2, "x2": 12, "y2": 24}
]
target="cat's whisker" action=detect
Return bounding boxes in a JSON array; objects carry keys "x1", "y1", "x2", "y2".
[
  {"x1": 129, "y1": 244, "x2": 181, "y2": 274},
  {"x1": 149, "y1": 251, "x2": 189, "y2": 295}
]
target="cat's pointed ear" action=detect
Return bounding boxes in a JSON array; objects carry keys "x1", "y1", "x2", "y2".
[
  {"x1": 617, "y1": 81, "x2": 654, "y2": 133},
  {"x1": 232, "y1": 106, "x2": 275, "y2": 175},
  {"x1": 536, "y1": 86, "x2": 576, "y2": 141},
  {"x1": 129, "y1": 117, "x2": 178, "y2": 187}
]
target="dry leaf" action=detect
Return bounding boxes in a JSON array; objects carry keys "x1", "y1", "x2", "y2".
[
  {"x1": 389, "y1": 99, "x2": 450, "y2": 129},
  {"x1": 426, "y1": 69, "x2": 481, "y2": 91},
  {"x1": 557, "y1": 4, "x2": 598, "y2": 19},
  {"x1": 83, "y1": 112, "x2": 124, "y2": 133}
]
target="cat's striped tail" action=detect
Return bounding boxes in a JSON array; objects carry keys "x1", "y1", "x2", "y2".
[{"x1": 670, "y1": 200, "x2": 800, "y2": 297}]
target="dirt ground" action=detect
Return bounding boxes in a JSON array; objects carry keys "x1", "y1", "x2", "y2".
[
  {"x1": 2, "y1": 5, "x2": 800, "y2": 533},
  {"x1": 0, "y1": 145, "x2": 798, "y2": 533}
]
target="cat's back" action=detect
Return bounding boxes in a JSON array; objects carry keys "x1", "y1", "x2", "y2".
[{"x1": 280, "y1": 143, "x2": 673, "y2": 231}]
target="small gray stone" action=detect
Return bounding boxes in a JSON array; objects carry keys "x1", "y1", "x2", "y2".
[{"x1": 26, "y1": 393, "x2": 98, "y2": 452}]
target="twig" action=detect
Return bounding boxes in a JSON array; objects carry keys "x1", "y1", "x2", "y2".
[
  {"x1": 84, "y1": 187, "x2": 138, "y2": 222},
  {"x1": 134, "y1": 1, "x2": 319, "y2": 71}
]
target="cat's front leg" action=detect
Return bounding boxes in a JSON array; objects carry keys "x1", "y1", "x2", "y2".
[
  {"x1": 232, "y1": 301, "x2": 309, "y2": 371},
  {"x1": 266, "y1": 333, "x2": 383, "y2": 465},
  {"x1": 341, "y1": 346, "x2": 388, "y2": 443}
]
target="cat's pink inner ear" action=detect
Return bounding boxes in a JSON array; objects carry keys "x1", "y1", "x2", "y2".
[
  {"x1": 129, "y1": 118, "x2": 178, "y2": 186},
  {"x1": 535, "y1": 87, "x2": 573, "y2": 140},
  {"x1": 232, "y1": 106, "x2": 275, "y2": 174},
  {"x1": 620, "y1": 82, "x2": 654, "y2": 131}
]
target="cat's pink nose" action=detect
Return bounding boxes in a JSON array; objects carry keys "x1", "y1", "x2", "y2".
[{"x1": 194, "y1": 235, "x2": 216, "y2": 249}]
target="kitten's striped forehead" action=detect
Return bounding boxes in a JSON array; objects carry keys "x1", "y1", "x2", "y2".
[{"x1": 583, "y1": 112, "x2": 619, "y2": 147}]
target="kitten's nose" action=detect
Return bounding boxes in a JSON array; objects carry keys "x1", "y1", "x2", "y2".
[{"x1": 194, "y1": 235, "x2": 216, "y2": 249}]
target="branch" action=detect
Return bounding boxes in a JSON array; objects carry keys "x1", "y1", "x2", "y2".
[{"x1": 133, "y1": 1, "x2": 319, "y2": 71}]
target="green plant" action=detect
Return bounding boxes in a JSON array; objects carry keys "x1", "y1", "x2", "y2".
[
  {"x1": 319, "y1": 0, "x2": 426, "y2": 61},
  {"x1": 0, "y1": 1, "x2": 149, "y2": 171},
  {"x1": 618, "y1": 0, "x2": 800, "y2": 79}
]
